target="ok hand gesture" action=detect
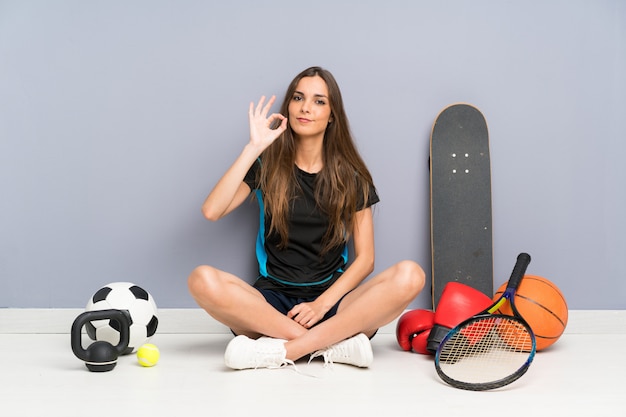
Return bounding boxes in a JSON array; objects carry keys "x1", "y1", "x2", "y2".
[{"x1": 248, "y1": 95, "x2": 288, "y2": 151}]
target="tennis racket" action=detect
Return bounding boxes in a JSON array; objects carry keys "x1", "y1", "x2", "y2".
[{"x1": 434, "y1": 252, "x2": 536, "y2": 391}]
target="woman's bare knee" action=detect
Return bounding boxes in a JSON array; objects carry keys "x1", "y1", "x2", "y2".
[
  {"x1": 187, "y1": 265, "x2": 218, "y2": 299},
  {"x1": 393, "y1": 260, "x2": 426, "y2": 298}
]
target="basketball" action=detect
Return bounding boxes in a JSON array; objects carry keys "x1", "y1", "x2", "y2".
[
  {"x1": 493, "y1": 275, "x2": 568, "y2": 351},
  {"x1": 495, "y1": 318, "x2": 535, "y2": 353}
]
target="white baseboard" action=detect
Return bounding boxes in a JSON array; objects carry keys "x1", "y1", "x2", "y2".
[{"x1": 0, "y1": 308, "x2": 624, "y2": 335}]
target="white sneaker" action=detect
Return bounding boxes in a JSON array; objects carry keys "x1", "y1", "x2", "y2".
[
  {"x1": 309, "y1": 333, "x2": 373, "y2": 368},
  {"x1": 224, "y1": 335, "x2": 293, "y2": 370}
]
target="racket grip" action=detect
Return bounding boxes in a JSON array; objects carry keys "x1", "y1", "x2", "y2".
[{"x1": 506, "y1": 253, "x2": 531, "y2": 290}]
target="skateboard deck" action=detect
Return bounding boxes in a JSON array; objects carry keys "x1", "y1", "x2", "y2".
[{"x1": 430, "y1": 103, "x2": 493, "y2": 308}]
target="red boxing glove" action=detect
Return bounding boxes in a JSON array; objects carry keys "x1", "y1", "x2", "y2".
[
  {"x1": 426, "y1": 282, "x2": 492, "y2": 353},
  {"x1": 396, "y1": 309, "x2": 435, "y2": 355}
]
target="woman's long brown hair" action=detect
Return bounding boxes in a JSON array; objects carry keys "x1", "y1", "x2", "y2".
[{"x1": 258, "y1": 66, "x2": 375, "y2": 254}]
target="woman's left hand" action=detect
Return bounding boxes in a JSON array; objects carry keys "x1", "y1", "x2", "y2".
[{"x1": 287, "y1": 301, "x2": 327, "y2": 329}]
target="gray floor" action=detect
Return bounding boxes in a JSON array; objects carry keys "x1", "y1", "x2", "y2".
[{"x1": 1, "y1": 326, "x2": 624, "y2": 417}]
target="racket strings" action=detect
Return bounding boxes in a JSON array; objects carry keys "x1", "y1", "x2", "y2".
[{"x1": 438, "y1": 316, "x2": 533, "y2": 385}]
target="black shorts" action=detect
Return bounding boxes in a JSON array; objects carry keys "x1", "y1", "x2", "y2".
[
  {"x1": 255, "y1": 288, "x2": 345, "y2": 325},
  {"x1": 253, "y1": 287, "x2": 378, "y2": 339}
]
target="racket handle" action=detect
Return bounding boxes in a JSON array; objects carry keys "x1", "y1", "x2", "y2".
[{"x1": 506, "y1": 253, "x2": 531, "y2": 291}]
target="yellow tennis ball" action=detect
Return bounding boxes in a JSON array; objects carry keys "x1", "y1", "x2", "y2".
[{"x1": 137, "y1": 343, "x2": 160, "y2": 367}]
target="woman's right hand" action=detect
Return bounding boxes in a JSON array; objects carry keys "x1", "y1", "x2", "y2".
[{"x1": 248, "y1": 95, "x2": 288, "y2": 151}]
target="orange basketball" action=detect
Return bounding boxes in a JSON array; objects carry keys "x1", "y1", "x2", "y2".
[
  {"x1": 496, "y1": 318, "x2": 535, "y2": 352},
  {"x1": 493, "y1": 275, "x2": 568, "y2": 351}
]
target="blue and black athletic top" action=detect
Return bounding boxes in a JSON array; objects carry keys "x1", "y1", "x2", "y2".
[{"x1": 243, "y1": 159, "x2": 379, "y2": 298}]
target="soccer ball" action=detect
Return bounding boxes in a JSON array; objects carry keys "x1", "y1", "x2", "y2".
[{"x1": 85, "y1": 282, "x2": 159, "y2": 354}]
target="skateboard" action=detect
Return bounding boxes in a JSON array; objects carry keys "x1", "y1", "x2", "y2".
[{"x1": 430, "y1": 103, "x2": 493, "y2": 308}]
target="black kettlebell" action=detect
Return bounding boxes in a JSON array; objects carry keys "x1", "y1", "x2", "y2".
[{"x1": 71, "y1": 309, "x2": 130, "y2": 372}]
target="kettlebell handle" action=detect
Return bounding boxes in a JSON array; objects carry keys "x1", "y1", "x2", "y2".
[{"x1": 71, "y1": 309, "x2": 130, "y2": 361}]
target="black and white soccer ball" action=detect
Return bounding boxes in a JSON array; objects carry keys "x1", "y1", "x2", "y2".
[{"x1": 85, "y1": 282, "x2": 159, "y2": 355}]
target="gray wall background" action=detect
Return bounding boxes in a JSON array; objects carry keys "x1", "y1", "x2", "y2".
[{"x1": 1, "y1": 0, "x2": 624, "y2": 309}]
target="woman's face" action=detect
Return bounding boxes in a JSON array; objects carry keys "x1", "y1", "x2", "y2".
[{"x1": 288, "y1": 75, "x2": 332, "y2": 140}]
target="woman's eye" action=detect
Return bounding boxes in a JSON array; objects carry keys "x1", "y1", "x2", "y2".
[
  {"x1": 292, "y1": 95, "x2": 303, "y2": 101},
  {"x1": 316, "y1": 99, "x2": 326, "y2": 105}
]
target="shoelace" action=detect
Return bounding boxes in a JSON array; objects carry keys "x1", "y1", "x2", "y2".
[
  {"x1": 263, "y1": 357, "x2": 321, "y2": 378},
  {"x1": 243, "y1": 337, "x2": 317, "y2": 377},
  {"x1": 250, "y1": 339, "x2": 294, "y2": 370},
  {"x1": 252, "y1": 344, "x2": 312, "y2": 375},
  {"x1": 257, "y1": 357, "x2": 295, "y2": 370},
  {"x1": 309, "y1": 347, "x2": 339, "y2": 368}
]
